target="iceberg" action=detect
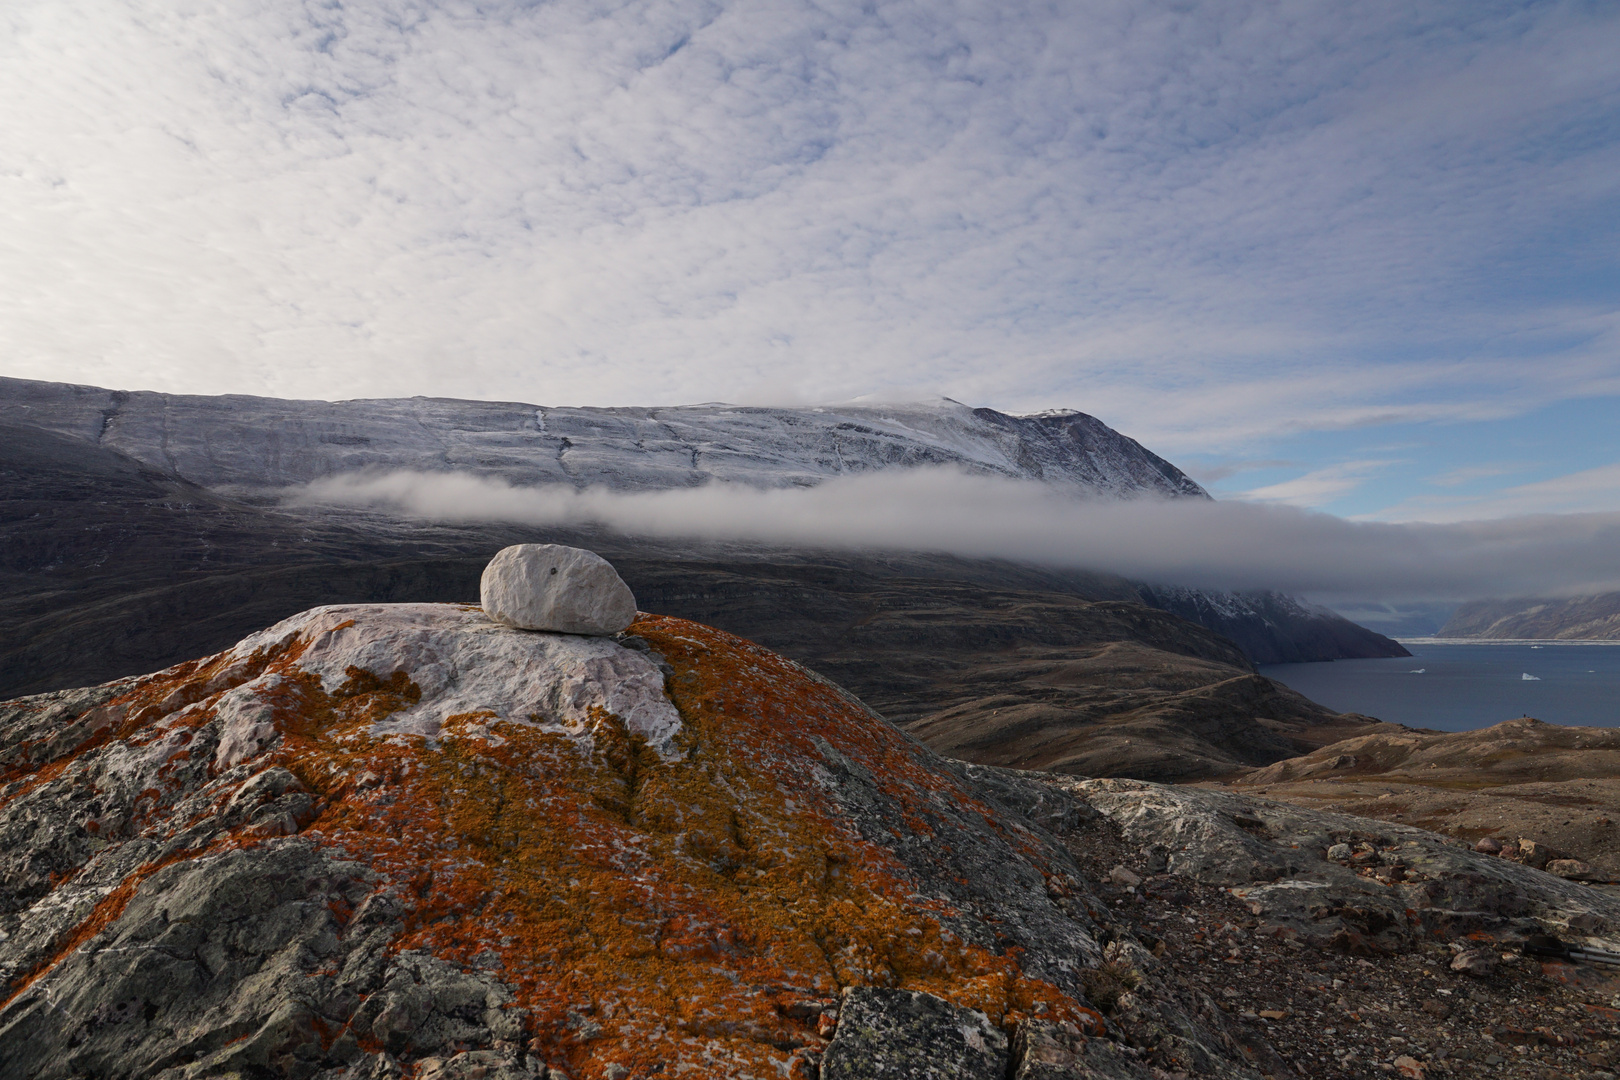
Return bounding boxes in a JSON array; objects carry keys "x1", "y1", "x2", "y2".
[{"x1": 1521, "y1": 673, "x2": 1541, "y2": 681}]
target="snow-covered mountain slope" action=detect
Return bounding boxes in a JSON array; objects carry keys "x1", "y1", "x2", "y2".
[{"x1": 0, "y1": 376, "x2": 1207, "y2": 498}]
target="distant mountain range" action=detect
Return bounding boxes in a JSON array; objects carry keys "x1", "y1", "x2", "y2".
[
  {"x1": 0, "y1": 376, "x2": 1403, "y2": 676},
  {"x1": 1439, "y1": 593, "x2": 1620, "y2": 640}
]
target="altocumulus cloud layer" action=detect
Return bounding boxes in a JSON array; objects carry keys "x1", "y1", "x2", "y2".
[
  {"x1": 2, "y1": 1, "x2": 1618, "y2": 454},
  {"x1": 292, "y1": 469, "x2": 1620, "y2": 602}
]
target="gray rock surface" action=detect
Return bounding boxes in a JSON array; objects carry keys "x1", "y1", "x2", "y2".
[
  {"x1": 821, "y1": 988, "x2": 1007, "y2": 1080},
  {"x1": 1050, "y1": 776, "x2": 1620, "y2": 954},
  {"x1": 1012, "y1": 1020, "x2": 1156, "y2": 1079},
  {"x1": 479, "y1": 544, "x2": 637, "y2": 635}
]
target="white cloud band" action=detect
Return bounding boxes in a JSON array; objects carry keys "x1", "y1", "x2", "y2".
[{"x1": 289, "y1": 467, "x2": 1620, "y2": 601}]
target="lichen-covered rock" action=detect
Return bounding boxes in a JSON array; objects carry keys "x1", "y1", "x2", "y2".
[
  {"x1": 480, "y1": 544, "x2": 636, "y2": 635},
  {"x1": 0, "y1": 604, "x2": 1163, "y2": 1080},
  {"x1": 821, "y1": 987, "x2": 1007, "y2": 1080}
]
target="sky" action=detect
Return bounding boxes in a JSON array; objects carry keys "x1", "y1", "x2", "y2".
[{"x1": 2, "y1": 0, "x2": 1617, "y2": 526}]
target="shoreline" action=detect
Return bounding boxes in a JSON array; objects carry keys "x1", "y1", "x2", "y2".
[{"x1": 1395, "y1": 637, "x2": 1620, "y2": 646}]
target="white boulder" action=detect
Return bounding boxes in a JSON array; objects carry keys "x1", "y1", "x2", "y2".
[{"x1": 479, "y1": 544, "x2": 637, "y2": 635}]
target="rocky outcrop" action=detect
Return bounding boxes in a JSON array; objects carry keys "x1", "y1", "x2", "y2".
[
  {"x1": 480, "y1": 544, "x2": 637, "y2": 635},
  {"x1": 9, "y1": 602, "x2": 1618, "y2": 1077},
  {"x1": 1045, "y1": 777, "x2": 1620, "y2": 955},
  {"x1": 6, "y1": 603, "x2": 1279, "y2": 1080}
]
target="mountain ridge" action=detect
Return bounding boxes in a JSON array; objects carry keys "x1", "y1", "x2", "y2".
[
  {"x1": 1438, "y1": 593, "x2": 1620, "y2": 640},
  {"x1": 0, "y1": 376, "x2": 1209, "y2": 498}
]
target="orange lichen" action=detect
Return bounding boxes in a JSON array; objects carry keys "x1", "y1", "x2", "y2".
[{"x1": 4, "y1": 611, "x2": 1090, "y2": 1079}]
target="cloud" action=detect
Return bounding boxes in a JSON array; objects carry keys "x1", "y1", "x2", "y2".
[
  {"x1": 288, "y1": 467, "x2": 1620, "y2": 601},
  {"x1": 1370, "y1": 461, "x2": 1620, "y2": 523},
  {"x1": 1426, "y1": 463, "x2": 1533, "y2": 488},
  {"x1": 0, "y1": 0, "x2": 1616, "y2": 456},
  {"x1": 1238, "y1": 460, "x2": 1397, "y2": 507},
  {"x1": 1177, "y1": 458, "x2": 1295, "y2": 485}
]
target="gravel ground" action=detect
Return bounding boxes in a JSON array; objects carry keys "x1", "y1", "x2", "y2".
[{"x1": 1063, "y1": 808, "x2": 1620, "y2": 1079}]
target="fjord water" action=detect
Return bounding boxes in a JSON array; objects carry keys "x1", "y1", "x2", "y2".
[{"x1": 1259, "y1": 642, "x2": 1620, "y2": 731}]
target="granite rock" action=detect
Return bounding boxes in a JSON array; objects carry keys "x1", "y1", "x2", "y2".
[{"x1": 480, "y1": 545, "x2": 637, "y2": 635}]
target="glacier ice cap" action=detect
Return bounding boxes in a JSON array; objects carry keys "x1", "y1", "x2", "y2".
[{"x1": 480, "y1": 544, "x2": 637, "y2": 635}]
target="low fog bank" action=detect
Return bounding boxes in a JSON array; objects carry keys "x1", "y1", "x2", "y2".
[{"x1": 287, "y1": 469, "x2": 1620, "y2": 604}]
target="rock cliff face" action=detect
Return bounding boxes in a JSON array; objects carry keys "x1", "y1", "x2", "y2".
[
  {"x1": 0, "y1": 424, "x2": 1384, "y2": 782},
  {"x1": 0, "y1": 603, "x2": 1161, "y2": 1080}
]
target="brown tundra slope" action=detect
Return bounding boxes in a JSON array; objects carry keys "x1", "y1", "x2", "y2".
[{"x1": 1231, "y1": 718, "x2": 1620, "y2": 881}]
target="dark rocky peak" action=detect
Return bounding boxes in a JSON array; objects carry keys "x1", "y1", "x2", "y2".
[{"x1": 969, "y1": 407, "x2": 1210, "y2": 499}]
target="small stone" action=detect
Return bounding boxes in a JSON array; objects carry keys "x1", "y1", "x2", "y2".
[
  {"x1": 1326, "y1": 843, "x2": 1352, "y2": 861},
  {"x1": 1109, "y1": 865, "x2": 1142, "y2": 888},
  {"x1": 1473, "y1": 837, "x2": 1503, "y2": 855},
  {"x1": 1421, "y1": 999, "x2": 1451, "y2": 1020},
  {"x1": 1258, "y1": 1009, "x2": 1288, "y2": 1020},
  {"x1": 1450, "y1": 949, "x2": 1497, "y2": 977},
  {"x1": 603, "y1": 1066, "x2": 630, "y2": 1080},
  {"x1": 1514, "y1": 838, "x2": 1564, "y2": 870},
  {"x1": 1393, "y1": 1054, "x2": 1424, "y2": 1078},
  {"x1": 1547, "y1": 858, "x2": 1592, "y2": 879},
  {"x1": 480, "y1": 545, "x2": 637, "y2": 635}
]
